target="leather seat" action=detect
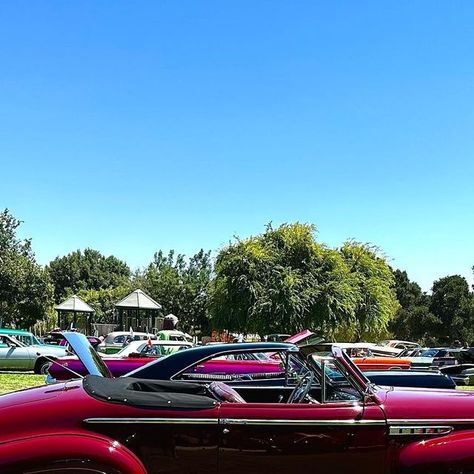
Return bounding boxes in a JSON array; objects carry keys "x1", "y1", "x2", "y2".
[{"x1": 209, "y1": 381, "x2": 247, "y2": 403}]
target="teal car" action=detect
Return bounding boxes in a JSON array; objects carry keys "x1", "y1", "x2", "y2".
[
  {"x1": 0, "y1": 329, "x2": 68, "y2": 373},
  {"x1": 0, "y1": 328, "x2": 44, "y2": 346}
]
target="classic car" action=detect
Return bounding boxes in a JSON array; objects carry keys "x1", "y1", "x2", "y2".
[
  {"x1": 157, "y1": 329, "x2": 193, "y2": 343},
  {"x1": 5, "y1": 332, "x2": 474, "y2": 474},
  {"x1": 123, "y1": 342, "x2": 455, "y2": 390},
  {"x1": 314, "y1": 343, "x2": 412, "y2": 370},
  {"x1": 97, "y1": 331, "x2": 158, "y2": 354},
  {"x1": 438, "y1": 348, "x2": 474, "y2": 384},
  {"x1": 41, "y1": 330, "x2": 102, "y2": 350},
  {"x1": 104, "y1": 339, "x2": 193, "y2": 358},
  {"x1": 48, "y1": 337, "x2": 411, "y2": 383},
  {"x1": 285, "y1": 331, "x2": 412, "y2": 370},
  {"x1": 370, "y1": 339, "x2": 421, "y2": 357},
  {"x1": 47, "y1": 341, "x2": 458, "y2": 390},
  {"x1": 0, "y1": 333, "x2": 68, "y2": 373},
  {"x1": 47, "y1": 343, "x2": 283, "y2": 382},
  {"x1": 362, "y1": 370, "x2": 457, "y2": 389},
  {"x1": 47, "y1": 339, "x2": 193, "y2": 379},
  {"x1": 0, "y1": 328, "x2": 44, "y2": 346},
  {"x1": 396, "y1": 347, "x2": 460, "y2": 370}
]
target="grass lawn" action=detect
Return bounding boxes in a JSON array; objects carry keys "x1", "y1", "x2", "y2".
[{"x1": 0, "y1": 373, "x2": 45, "y2": 395}]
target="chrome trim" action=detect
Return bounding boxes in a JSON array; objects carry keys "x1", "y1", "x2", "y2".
[
  {"x1": 389, "y1": 425, "x2": 453, "y2": 436},
  {"x1": 84, "y1": 417, "x2": 219, "y2": 425},
  {"x1": 84, "y1": 417, "x2": 385, "y2": 427},
  {"x1": 321, "y1": 359, "x2": 327, "y2": 402},
  {"x1": 219, "y1": 418, "x2": 385, "y2": 426},
  {"x1": 388, "y1": 418, "x2": 474, "y2": 426}
]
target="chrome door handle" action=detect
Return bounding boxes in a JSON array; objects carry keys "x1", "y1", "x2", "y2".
[{"x1": 222, "y1": 428, "x2": 230, "y2": 435}]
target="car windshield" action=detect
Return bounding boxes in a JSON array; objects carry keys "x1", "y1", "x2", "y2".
[
  {"x1": 140, "y1": 343, "x2": 190, "y2": 356},
  {"x1": 421, "y1": 349, "x2": 439, "y2": 357}
]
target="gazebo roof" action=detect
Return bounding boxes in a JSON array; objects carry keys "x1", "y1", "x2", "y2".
[
  {"x1": 55, "y1": 295, "x2": 95, "y2": 313},
  {"x1": 115, "y1": 289, "x2": 162, "y2": 310}
]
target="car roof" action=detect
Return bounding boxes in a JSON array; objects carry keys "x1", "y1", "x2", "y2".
[
  {"x1": 0, "y1": 328, "x2": 33, "y2": 335},
  {"x1": 125, "y1": 339, "x2": 192, "y2": 349},
  {"x1": 107, "y1": 331, "x2": 152, "y2": 336},
  {"x1": 319, "y1": 342, "x2": 373, "y2": 349}
]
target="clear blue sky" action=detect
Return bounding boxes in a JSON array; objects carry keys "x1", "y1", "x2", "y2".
[{"x1": 0, "y1": 1, "x2": 473, "y2": 291}]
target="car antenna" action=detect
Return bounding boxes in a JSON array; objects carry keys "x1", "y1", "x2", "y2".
[{"x1": 36, "y1": 352, "x2": 84, "y2": 379}]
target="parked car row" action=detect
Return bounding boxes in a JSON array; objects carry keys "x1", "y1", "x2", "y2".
[
  {"x1": 0, "y1": 327, "x2": 193, "y2": 375},
  {"x1": 2, "y1": 332, "x2": 474, "y2": 473},
  {"x1": 0, "y1": 329, "x2": 68, "y2": 374},
  {"x1": 1, "y1": 326, "x2": 471, "y2": 391}
]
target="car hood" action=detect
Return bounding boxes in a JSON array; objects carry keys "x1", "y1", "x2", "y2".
[
  {"x1": 62, "y1": 332, "x2": 112, "y2": 378},
  {"x1": 382, "y1": 386, "x2": 474, "y2": 421},
  {"x1": 33, "y1": 344, "x2": 68, "y2": 356},
  {"x1": 284, "y1": 329, "x2": 324, "y2": 345},
  {"x1": 0, "y1": 380, "x2": 76, "y2": 409}
]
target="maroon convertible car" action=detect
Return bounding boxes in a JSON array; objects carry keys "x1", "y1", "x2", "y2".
[{"x1": 2, "y1": 332, "x2": 474, "y2": 474}]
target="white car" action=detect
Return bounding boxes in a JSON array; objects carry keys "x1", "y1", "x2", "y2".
[
  {"x1": 0, "y1": 334, "x2": 68, "y2": 373},
  {"x1": 98, "y1": 331, "x2": 157, "y2": 354},
  {"x1": 101, "y1": 339, "x2": 193, "y2": 358}
]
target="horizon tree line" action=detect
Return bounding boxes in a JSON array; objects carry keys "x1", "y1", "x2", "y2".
[{"x1": 1, "y1": 208, "x2": 473, "y2": 345}]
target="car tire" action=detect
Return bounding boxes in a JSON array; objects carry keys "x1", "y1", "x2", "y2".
[{"x1": 35, "y1": 358, "x2": 52, "y2": 375}]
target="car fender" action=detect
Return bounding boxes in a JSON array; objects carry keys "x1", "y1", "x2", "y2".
[
  {"x1": 0, "y1": 432, "x2": 147, "y2": 474},
  {"x1": 397, "y1": 429, "x2": 474, "y2": 473}
]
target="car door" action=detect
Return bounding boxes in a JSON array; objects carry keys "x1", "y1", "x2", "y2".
[
  {"x1": 218, "y1": 349, "x2": 388, "y2": 474},
  {"x1": 0, "y1": 336, "x2": 34, "y2": 370},
  {"x1": 86, "y1": 408, "x2": 220, "y2": 474},
  {"x1": 218, "y1": 399, "x2": 387, "y2": 474}
]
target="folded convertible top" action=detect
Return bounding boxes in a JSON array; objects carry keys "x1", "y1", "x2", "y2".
[{"x1": 83, "y1": 375, "x2": 218, "y2": 409}]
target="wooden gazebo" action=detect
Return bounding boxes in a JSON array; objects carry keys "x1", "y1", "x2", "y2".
[
  {"x1": 114, "y1": 289, "x2": 162, "y2": 332},
  {"x1": 55, "y1": 295, "x2": 95, "y2": 334}
]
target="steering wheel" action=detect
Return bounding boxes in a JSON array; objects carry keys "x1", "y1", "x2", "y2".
[{"x1": 287, "y1": 371, "x2": 314, "y2": 403}]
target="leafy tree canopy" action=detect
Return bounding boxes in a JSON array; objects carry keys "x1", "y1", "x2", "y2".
[
  {"x1": 48, "y1": 248, "x2": 131, "y2": 302},
  {"x1": 430, "y1": 275, "x2": 474, "y2": 345},
  {"x1": 210, "y1": 223, "x2": 397, "y2": 340},
  {"x1": 336, "y1": 242, "x2": 399, "y2": 341},
  {"x1": 389, "y1": 269, "x2": 439, "y2": 343},
  {"x1": 136, "y1": 249, "x2": 213, "y2": 333},
  {"x1": 0, "y1": 209, "x2": 53, "y2": 328}
]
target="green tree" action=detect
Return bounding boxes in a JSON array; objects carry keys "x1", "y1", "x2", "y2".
[
  {"x1": 211, "y1": 223, "x2": 360, "y2": 338},
  {"x1": 389, "y1": 270, "x2": 439, "y2": 343},
  {"x1": 77, "y1": 286, "x2": 133, "y2": 323},
  {"x1": 338, "y1": 242, "x2": 399, "y2": 341},
  {"x1": 0, "y1": 209, "x2": 53, "y2": 328},
  {"x1": 137, "y1": 249, "x2": 213, "y2": 333},
  {"x1": 48, "y1": 248, "x2": 131, "y2": 302},
  {"x1": 430, "y1": 275, "x2": 474, "y2": 344}
]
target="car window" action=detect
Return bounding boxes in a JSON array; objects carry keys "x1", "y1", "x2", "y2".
[
  {"x1": 113, "y1": 335, "x2": 126, "y2": 344},
  {"x1": 15, "y1": 334, "x2": 38, "y2": 346},
  {"x1": 0, "y1": 335, "x2": 10, "y2": 348},
  {"x1": 421, "y1": 349, "x2": 438, "y2": 357},
  {"x1": 0, "y1": 335, "x2": 18, "y2": 348},
  {"x1": 311, "y1": 352, "x2": 362, "y2": 402},
  {"x1": 177, "y1": 350, "x2": 287, "y2": 382}
]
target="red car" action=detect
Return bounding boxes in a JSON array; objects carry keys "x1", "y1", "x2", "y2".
[{"x1": 2, "y1": 332, "x2": 474, "y2": 474}]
